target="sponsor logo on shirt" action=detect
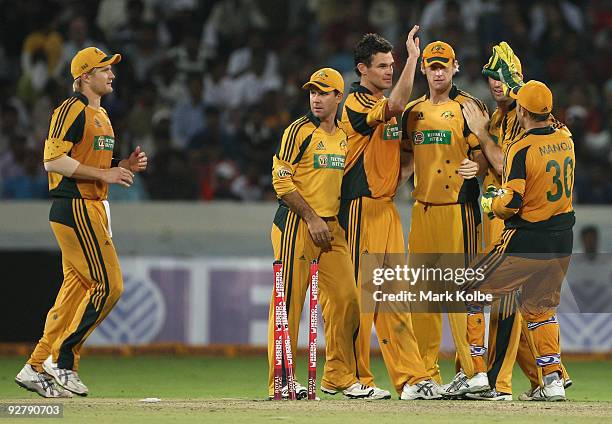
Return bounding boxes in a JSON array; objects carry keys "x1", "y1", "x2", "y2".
[
  {"x1": 277, "y1": 167, "x2": 292, "y2": 178},
  {"x1": 314, "y1": 154, "x2": 345, "y2": 169},
  {"x1": 412, "y1": 130, "x2": 451, "y2": 145},
  {"x1": 316, "y1": 140, "x2": 326, "y2": 150},
  {"x1": 415, "y1": 111, "x2": 425, "y2": 120},
  {"x1": 93, "y1": 135, "x2": 115, "y2": 151},
  {"x1": 383, "y1": 123, "x2": 400, "y2": 140}
]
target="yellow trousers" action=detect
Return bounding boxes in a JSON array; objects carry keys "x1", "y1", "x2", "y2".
[
  {"x1": 28, "y1": 199, "x2": 123, "y2": 371},
  {"x1": 407, "y1": 201, "x2": 481, "y2": 382},
  {"x1": 483, "y1": 217, "x2": 570, "y2": 393},
  {"x1": 267, "y1": 206, "x2": 360, "y2": 396},
  {"x1": 468, "y1": 227, "x2": 573, "y2": 385},
  {"x1": 339, "y1": 196, "x2": 430, "y2": 394}
]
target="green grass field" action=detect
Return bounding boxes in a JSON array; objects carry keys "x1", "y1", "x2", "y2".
[{"x1": 1, "y1": 356, "x2": 611, "y2": 423}]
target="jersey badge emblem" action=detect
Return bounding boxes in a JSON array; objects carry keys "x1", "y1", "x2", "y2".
[{"x1": 413, "y1": 131, "x2": 425, "y2": 145}]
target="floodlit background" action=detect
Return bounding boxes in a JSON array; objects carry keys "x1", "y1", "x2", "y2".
[{"x1": 0, "y1": 0, "x2": 610, "y2": 354}]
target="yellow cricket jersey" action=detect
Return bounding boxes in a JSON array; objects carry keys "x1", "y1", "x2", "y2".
[
  {"x1": 43, "y1": 93, "x2": 116, "y2": 200},
  {"x1": 483, "y1": 102, "x2": 571, "y2": 190},
  {"x1": 402, "y1": 85, "x2": 485, "y2": 204},
  {"x1": 493, "y1": 125, "x2": 575, "y2": 229},
  {"x1": 341, "y1": 82, "x2": 401, "y2": 199},
  {"x1": 272, "y1": 112, "x2": 348, "y2": 217},
  {"x1": 482, "y1": 106, "x2": 511, "y2": 190}
]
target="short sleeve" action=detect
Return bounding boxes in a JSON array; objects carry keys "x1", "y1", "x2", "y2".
[{"x1": 43, "y1": 99, "x2": 85, "y2": 162}]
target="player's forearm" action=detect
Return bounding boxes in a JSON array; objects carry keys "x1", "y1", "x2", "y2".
[
  {"x1": 386, "y1": 57, "x2": 419, "y2": 118},
  {"x1": 44, "y1": 154, "x2": 103, "y2": 180},
  {"x1": 475, "y1": 132, "x2": 503, "y2": 174},
  {"x1": 72, "y1": 163, "x2": 107, "y2": 181},
  {"x1": 474, "y1": 151, "x2": 489, "y2": 176},
  {"x1": 281, "y1": 191, "x2": 319, "y2": 223}
]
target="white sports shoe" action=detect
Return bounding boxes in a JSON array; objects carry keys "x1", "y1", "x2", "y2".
[
  {"x1": 519, "y1": 386, "x2": 538, "y2": 401},
  {"x1": 43, "y1": 355, "x2": 88, "y2": 396},
  {"x1": 321, "y1": 382, "x2": 389, "y2": 399},
  {"x1": 272, "y1": 380, "x2": 308, "y2": 400},
  {"x1": 540, "y1": 377, "x2": 566, "y2": 401},
  {"x1": 401, "y1": 379, "x2": 442, "y2": 400},
  {"x1": 440, "y1": 370, "x2": 464, "y2": 394},
  {"x1": 443, "y1": 371, "x2": 490, "y2": 397},
  {"x1": 15, "y1": 364, "x2": 73, "y2": 398},
  {"x1": 519, "y1": 378, "x2": 572, "y2": 401},
  {"x1": 367, "y1": 386, "x2": 392, "y2": 400},
  {"x1": 465, "y1": 388, "x2": 513, "y2": 401}
]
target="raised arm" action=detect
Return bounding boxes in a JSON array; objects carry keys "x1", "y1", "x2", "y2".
[{"x1": 385, "y1": 25, "x2": 420, "y2": 119}]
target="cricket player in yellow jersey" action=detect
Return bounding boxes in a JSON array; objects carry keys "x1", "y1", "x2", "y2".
[
  {"x1": 339, "y1": 28, "x2": 440, "y2": 400},
  {"x1": 465, "y1": 80, "x2": 575, "y2": 401},
  {"x1": 401, "y1": 41, "x2": 491, "y2": 394},
  {"x1": 461, "y1": 42, "x2": 572, "y2": 401},
  {"x1": 267, "y1": 68, "x2": 386, "y2": 400},
  {"x1": 15, "y1": 47, "x2": 147, "y2": 398}
]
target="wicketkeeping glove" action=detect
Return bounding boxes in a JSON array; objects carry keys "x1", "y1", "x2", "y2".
[
  {"x1": 481, "y1": 185, "x2": 499, "y2": 220},
  {"x1": 482, "y1": 42, "x2": 524, "y2": 96}
]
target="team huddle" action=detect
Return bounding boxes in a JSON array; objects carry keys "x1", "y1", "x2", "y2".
[
  {"x1": 9, "y1": 25, "x2": 574, "y2": 404},
  {"x1": 268, "y1": 26, "x2": 575, "y2": 401}
]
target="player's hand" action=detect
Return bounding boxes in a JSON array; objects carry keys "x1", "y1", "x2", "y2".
[
  {"x1": 462, "y1": 100, "x2": 490, "y2": 139},
  {"x1": 494, "y1": 42, "x2": 523, "y2": 96},
  {"x1": 406, "y1": 25, "x2": 420, "y2": 59},
  {"x1": 482, "y1": 42, "x2": 514, "y2": 76},
  {"x1": 458, "y1": 158, "x2": 479, "y2": 179},
  {"x1": 482, "y1": 44, "x2": 502, "y2": 79},
  {"x1": 306, "y1": 216, "x2": 333, "y2": 252},
  {"x1": 482, "y1": 42, "x2": 523, "y2": 95},
  {"x1": 127, "y1": 145, "x2": 148, "y2": 172},
  {"x1": 102, "y1": 166, "x2": 134, "y2": 187},
  {"x1": 481, "y1": 185, "x2": 497, "y2": 220}
]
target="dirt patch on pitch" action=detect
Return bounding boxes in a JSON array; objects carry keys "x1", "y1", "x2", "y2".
[
  {"x1": 10, "y1": 397, "x2": 612, "y2": 423},
  {"x1": 59, "y1": 398, "x2": 612, "y2": 416}
]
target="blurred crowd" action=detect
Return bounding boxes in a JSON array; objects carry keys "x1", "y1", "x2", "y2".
[{"x1": 0, "y1": 0, "x2": 610, "y2": 202}]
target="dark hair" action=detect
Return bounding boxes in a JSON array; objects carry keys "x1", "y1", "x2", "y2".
[
  {"x1": 354, "y1": 33, "x2": 393, "y2": 77},
  {"x1": 527, "y1": 111, "x2": 550, "y2": 122}
]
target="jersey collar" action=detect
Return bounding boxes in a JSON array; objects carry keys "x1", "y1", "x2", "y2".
[
  {"x1": 73, "y1": 92, "x2": 89, "y2": 105},
  {"x1": 306, "y1": 111, "x2": 339, "y2": 128},
  {"x1": 307, "y1": 110, "x2": 321, "y2": 126},
  {"x1": 525, "y1": 125, "x2": 554, "y2": 136},
  {"x1": 350, "y1": 82, "x2": 373, "y2": 95}
]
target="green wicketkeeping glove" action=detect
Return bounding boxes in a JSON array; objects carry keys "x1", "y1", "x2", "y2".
[
  {"x1": 482, "y1": 47, "x2": 502, "y2": 80},
  {"x1": 481, "y1": 185, "x2": 498, "y2": 220},
  {"x1": 482, "y1": 42, "x2": 524, "y2": 96}
]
